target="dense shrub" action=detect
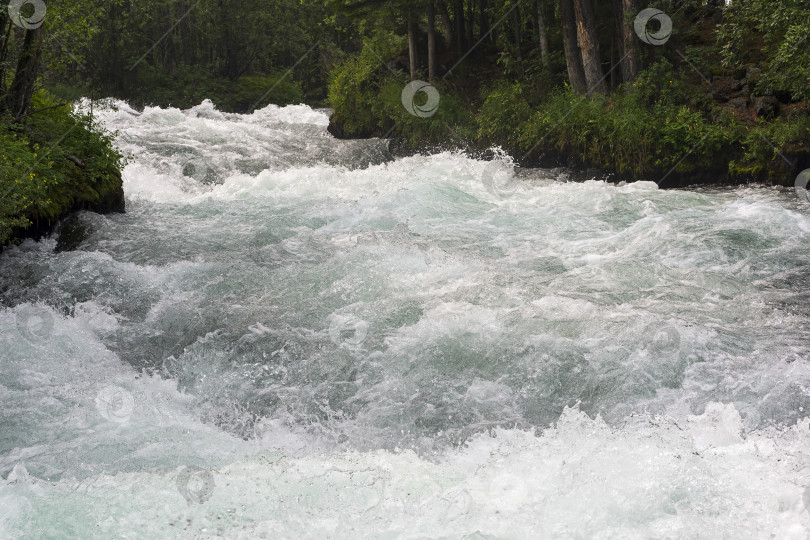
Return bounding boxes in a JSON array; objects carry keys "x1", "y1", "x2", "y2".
[{"x1": 0, "y1": 91, "x2": 124, "y2": 245}]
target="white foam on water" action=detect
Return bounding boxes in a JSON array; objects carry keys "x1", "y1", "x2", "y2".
[{"x1": 3, "y1": 99, "x2": 810, "y2": 537}]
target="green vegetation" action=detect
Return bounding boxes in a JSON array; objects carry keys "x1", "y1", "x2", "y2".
[
  {"x1": 0, "y1": 92, "x2": 124, "y2": 245},
  {"x1": 324, "y1": 1, "x2": 810, "y2": 186},
  {"x1": 3, "y1": 0, "x2": 810, "y2": 246}
]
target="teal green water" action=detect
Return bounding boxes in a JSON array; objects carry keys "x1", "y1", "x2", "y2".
[{"x1": 2, "y1": 100, "x2": 810, "y2": 538}]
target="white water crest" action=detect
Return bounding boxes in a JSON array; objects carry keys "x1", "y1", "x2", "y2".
[{"x1": 2, "y1": 99, "x2": 810, "y2": 537}]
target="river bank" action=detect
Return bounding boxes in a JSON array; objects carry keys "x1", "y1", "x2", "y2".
[
  {"x1": 327, "y1": 58, "x2": 810, "y2": 188},
  {"x1": 0, "y1": 93, "x2": 125, "y2": 249}
]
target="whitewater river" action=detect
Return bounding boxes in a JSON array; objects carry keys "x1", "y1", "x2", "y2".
[{"x1": 2, "y1": 100, "x2": 810, "y2": 538}]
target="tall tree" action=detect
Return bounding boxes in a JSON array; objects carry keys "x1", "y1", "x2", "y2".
[
  {"x1": 427, "y1": 0, "x2": 437, "y2": 82},
  {"x1": 573, "y1": 0, "x2": 606, "y2": 94},
  {"x1": 407, "y1": 8, "x2": 418, "y2": 79},
  {"x1": 535, "y1": 1, "x2": 550, "y2": 62},
  {"x1": 560, "y1": 0, "x2": 587, "y2": 93},
  {"x1": 5, "y1": 14, "x2": 46, "y2": 120},
  {"x1": 615, "y1": 0, "x2": 638, "y2": 84}
]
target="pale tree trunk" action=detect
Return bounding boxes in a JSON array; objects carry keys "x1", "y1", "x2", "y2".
[
  {"x1": 560, "y1": 0, "x2": 587, "y2": 93},
  {"x1": 428, "y1": 0, "x2": 437, "y2": 83},
  {"x1": 535, "y1": 1, "x2": 550, "y2": 62},
  {"x1": 407, "y1": 10, "x2": 417, "y2": 79},
  {"x1": 616, "y1": 0, "x2": 638, "y2": 84},
  {"x1": 573, "y1": 0, "x2": 607, "y2": 94}
]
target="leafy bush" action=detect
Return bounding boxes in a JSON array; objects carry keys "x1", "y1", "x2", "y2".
[
  {"x1": 718, "y1": 0, "x2": 810, "y2": 101},
  {"x1": 0, "y1": 91, "x2": 124, "y2": 245},
  {"x1": 124, "y1": 66, "x2": 304, "y2": 112}
]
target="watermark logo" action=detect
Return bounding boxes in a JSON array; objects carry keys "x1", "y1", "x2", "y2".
[
  {"x1": 328, "y1": 314, "x2": 369, "y2": 349},
  {"x1": 649, "y1": 325, "x2": 681, "y2": 356},
  {"x1": 176, "y1": 467, "x2": 215, "y2": 504},
  {"x1": 634, "y1": 8, "x2": 672, "y2": 46},
  {"x1": 795, "y1": 169, "x2": 810, "y2": 203},
  {"x1": 803, "y1": 486, "x2": 810, "y2": 513},
  {"x1": 181, "y1": 157, "x2": 209, "y2": 183},
  {"x1": 481, "y1": 160, "x2": 518, "y2": 198},
  {"x1": 437, "y1": 487, "x2": 473, "y2": 521},
  {"x1": 95, "y1": 385, "x2": 135, "y2": 423},
  {"x1": 401, "y1": 81, "x2": 440, "y2": 118},
  {"x1": 8, "y1": 0, "x2": 46, "y2": 30},
  {"x1": 16, "y1": 305, "x2": 54, "y2": 343}
]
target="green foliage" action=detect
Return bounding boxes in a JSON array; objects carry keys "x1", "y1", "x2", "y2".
[
  {"x1": 0, "y1": 91, "x2": 124, "y2": 245},
  {"x1": 478, "y1": 61, "x2": 743, "y2": 180},
  {"x1": 126, "y1": 66, "x2": 304, "y2": 111},
  {"x1": 327, "y1": 33, "x2": 405, "y2": 136},
  {"x1": 718, "y1": 0, "x2": 810, "y2": 100},
  {"x1": 731, "y1": 115, "x2": 810, "y2": 181},
  {"x1": 476, "y1": 81, "x2": 532, "y2": 151}
]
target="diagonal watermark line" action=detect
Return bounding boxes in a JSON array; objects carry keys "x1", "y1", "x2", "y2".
[
  {"x1": 658, "y1": 131, "x2": 711, "y2": 184},
  {"x1": 128, "y1": 0, "x2": 202, "y2": 71},
  {"x1": 381, "y1": 122, "x2": 399, "y2": 140},
  {"x1": 443, "y1": 0, "x2": 523, "y2": 79},
  {"x1": 0, "y1": 123, "x2": 79, "y2": 203},
  {"x1": 758, "y1": 133, "x2": 793, "y2": 168},
  {"x1": 246, "y1": 42, "x2": 319, "y2": 114},
  {"x1": 520, "y1": 52, "x2": 630, "y2": 162},
  {"x1": 49, "y1": 31, "x2": 88, "y2": 73},
  {"x1": 675, "y1": 49, "x2": 710, "y2": 85},
  {"x1": 363, "y1": 41, "x2": 399, "y2": 78}
]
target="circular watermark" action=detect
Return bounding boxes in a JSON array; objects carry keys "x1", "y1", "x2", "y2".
[
  {"x1": 401, "y1": 81, "x2": 440, "y2": 118},
  {"x1": 481, "y1": 160, "x2": 518, "y2": 198},
  {"x1": 176, "y1": 466, "x2": 215, "y2": 504},
  {"x1": 795, "y1": 169, "x2": 810, "y2": 203},
  {"x1": 634, "y1": 8, "x2": 672, "y2": 46},
  {"x1": 649, "y1": 325, "x2": 681, "y2": 356},
  {"x1": 162, "y1": 355, "x2": 182, "y2": 377},
  {"x1": 180, "y1": 157, "x2": 209, "y2": 183},
  {"x1": 95, "y1": 385, "x2": 135, "y2": 423},
  {"x1": 8, "y1": 0, "x2": 46, "y2": 30},
  {"x1": 328, "y1": 315, "x2": 369, "y2": 349},
  {"x1": 437, "y1": 487, "x2": 473, "y2": 521},
  {"x1": 15, "y1": 305, "x2": 54, "y2": 343}
]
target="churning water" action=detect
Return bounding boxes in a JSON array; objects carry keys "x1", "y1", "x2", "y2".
[{"x1": 2, "y1": 99, "x2": 810, "y2": 538}]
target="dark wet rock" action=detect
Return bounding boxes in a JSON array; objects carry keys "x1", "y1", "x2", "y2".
[
  {"x1": 711, "y1": 77, "x2": 737, "y2": 103},
  {"x1": 754, "y1": 96, "x2": 779, "y2": 119},
  {"x1": 727, "y1": 96, "x2": 749, "y2": 114},
  {"x1": 54, "y1": 214, "x2": 91, "y2": 253}
]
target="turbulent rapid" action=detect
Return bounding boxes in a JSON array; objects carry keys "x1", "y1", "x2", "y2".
[{"x1": 3, "y1": 99, "x2": 810, "y2": 538}]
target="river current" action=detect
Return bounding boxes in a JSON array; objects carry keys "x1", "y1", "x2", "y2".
[{"x1": 2, "y1": 100, "x2": 810, "y2": 538}]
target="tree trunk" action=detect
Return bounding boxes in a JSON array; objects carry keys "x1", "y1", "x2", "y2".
[
  {"x1": 453, "y1": 0, "x2": 465, "y2": 58},
  {"x1": 0, "y1": 14, "x2": 11, "y2": 90},
  {"x1": 512, "y1": 5, "x2": 524, "y2": 78},
  {"x1": 407, "y1": 10, "x2": 417, "y2": 79},
  {"x1": 616, "y1": 0, "x2": 638, "y2": 84},
  {"x1": 428, "y1": 0, "x2": 437, "y2": 83},
  {"x1": 536, "y1": 1, "x2": 550, "y2": 62},
  {"x1": 479, "y1": 0, "x2": 490, "y2": 41},
  {"x1": 573, "y1": 0, "x2": 606, "y2": 94},
  {"x1": 439, "y1": 1, "x2": 454, "y2": 52},
  {"x1": 560, "y1": 0, "x2": 587, "y2": 93},
  {"x1": 466, "y1": 0, "x2": 474, "y2": 47},
  {"x1": 6, "y1": 24, "x2": 45, "y2": 120}
]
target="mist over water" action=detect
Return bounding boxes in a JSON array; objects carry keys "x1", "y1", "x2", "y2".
[{"x1": 2, "y1": 99, "x2": 810, "y2": 537}]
